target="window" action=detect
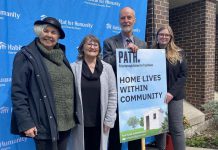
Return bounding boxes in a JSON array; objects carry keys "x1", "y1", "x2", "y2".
[{"x1": 153, "y1": 113, "x2": 156, "y2": 119}]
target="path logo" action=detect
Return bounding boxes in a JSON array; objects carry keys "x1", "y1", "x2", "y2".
[
  {"x1": 0, "y1": 42, "x2": 6, "y2": 49},
  {"x1": 0, "y1": 106, "x2": 9, "y2": 114}
]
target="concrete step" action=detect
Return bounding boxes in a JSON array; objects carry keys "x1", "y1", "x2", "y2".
[
  {"x1": 183, "y1": 100, "x2": 209, "y2": 138},
  {"x1": 185, "y1": 119, "x2": 212, "y2": 138},
  {"x1": 183, "y1": 100, "x2": 205, "y2": 127}
]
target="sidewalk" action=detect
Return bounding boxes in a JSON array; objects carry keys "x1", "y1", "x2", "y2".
[
  {"x1": 186, "y1": 147, "x2": 217, "y2": 150},
  {"x1": 146, "y1": 147, "x2": 217, "y2": 150}
]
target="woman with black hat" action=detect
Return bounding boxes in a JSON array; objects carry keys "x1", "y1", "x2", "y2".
[{"x1": 10, "y1": 17, "x2": 79, "y2": 150}]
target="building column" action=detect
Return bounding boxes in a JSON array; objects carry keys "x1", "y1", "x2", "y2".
[
  {"x1": 146, "y1": 0, "x2": 169, "y2": 48},
  {"x1": 215, "y1": 15, "x2": 218, "y2": 91}
]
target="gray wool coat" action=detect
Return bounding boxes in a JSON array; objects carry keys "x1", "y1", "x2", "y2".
[{"x1": 70, "y1": 60, "x2": 117, "y2": 150}]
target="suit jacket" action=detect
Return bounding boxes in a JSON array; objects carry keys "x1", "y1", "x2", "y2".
[{"x1": 103, "y1": 33, "x2": 147, "y2": 73}]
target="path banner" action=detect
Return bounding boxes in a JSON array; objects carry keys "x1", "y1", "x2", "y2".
[{"x1": 116, "y1": 49, "x2": 168, "y2": 143}]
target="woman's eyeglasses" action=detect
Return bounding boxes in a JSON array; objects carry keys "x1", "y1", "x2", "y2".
[
  {"x1": 158, "y1": 33, "x2": 171, "y2": 38},
  {"x1": 86, "y1": 42, "x2": 99, "y2": 48}
]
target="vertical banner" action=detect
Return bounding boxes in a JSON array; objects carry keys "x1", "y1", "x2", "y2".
[
  {"x1": 116, "y1": 49, "x2": 168, "y2": 143},
  {"x1": 0, "y1": 0, "x2": 147, "y2": 149}
]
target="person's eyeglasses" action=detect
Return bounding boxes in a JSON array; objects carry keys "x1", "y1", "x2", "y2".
[
  {"x1": 86, "y1": 42, "x2": 99, "y2": 48},
  {"x1": 158, "y1": 33, "x2": 171, "y2": 38}
]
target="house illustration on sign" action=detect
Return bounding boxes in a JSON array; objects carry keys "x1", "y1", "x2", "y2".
[{"x1": 144, "y1": 108, "x2": 164, "y2": 130}]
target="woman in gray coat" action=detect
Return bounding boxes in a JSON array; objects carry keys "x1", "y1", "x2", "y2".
[{"x1": 71, "y1": 35, "x2": 117, "y2": 150}]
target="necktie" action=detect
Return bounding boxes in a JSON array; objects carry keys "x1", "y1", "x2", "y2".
[{"x1": 126, "y1": 38, "x2": 132, "y2": 45}]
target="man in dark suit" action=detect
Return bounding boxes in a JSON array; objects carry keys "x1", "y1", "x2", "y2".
[{"x1": 103, "y1": 6, "x2": 147, "y2": 150}]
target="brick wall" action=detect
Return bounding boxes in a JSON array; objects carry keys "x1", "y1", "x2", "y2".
[
  {"x1": 215, "y1": 15, "x2": 218, "y2": 91},
  {"x1": 146, "y1": 0, "x2": 169, "y2": 48},
  {"x1": 169, "y1": 0, "x2": 216, "y2": 110}
]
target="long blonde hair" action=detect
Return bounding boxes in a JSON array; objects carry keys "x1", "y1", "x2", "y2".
[{"x1": 153, "y1": 25, "x2": 182, "y2": 65}]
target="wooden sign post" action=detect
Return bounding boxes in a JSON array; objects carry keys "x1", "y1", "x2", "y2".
[{"x1": 141, "y1": 138, "x2": 146, "y2": 150}]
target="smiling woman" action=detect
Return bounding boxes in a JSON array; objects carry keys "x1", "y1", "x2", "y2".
[
  {"x1": 38, "y1": 26, "x2": 60, "y2": 50},
  {"x1": 77, "y1": 35, "x2": 101, "y2": 60},
  {"x1": 153, "y1": 25, "x2": 187, "y2": 150},
  {"x1": 70, "y1": 34, "x2": 117, "y2": 150},
  {"x1": 10, "y1": 17, "x2": 80, "y2": 150},
  {"x1": 33, "y1": 18, "x2": 64, "y2": 50}
]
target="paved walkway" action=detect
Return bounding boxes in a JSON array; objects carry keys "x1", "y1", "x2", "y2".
[
  {"x1": 186, "y1": 147, "x2": 217, "y2": 150},
  {"x1": 146, "y1": 147, "x2": 217, "y2": 150}
]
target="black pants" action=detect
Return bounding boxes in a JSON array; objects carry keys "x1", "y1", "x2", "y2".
[
  {"x1": 108, "y1": 116, "x2": 122, "y2": 150},
  {"x1": 84, "y1": 126, "x2": 101, "y2": 150},
  {"x1": 34, "y1": 130, "x2": 71, "y2": 150},
  {"x1": 128, "y1": 139, "x2": 141, "y2": 150},
  {"x1": 108, "y1": 114, "x2": 141, "y2": 150}
]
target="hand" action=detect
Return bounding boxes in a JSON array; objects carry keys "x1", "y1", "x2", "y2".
[
  {"x1": 165, "y1": 92, "x2": 174, "y2": 104},
  {"x1": 103, "y1": 125, "x2": 110, "y2": 133},
  {"x1": 24, "y1": 127, "x2": 37, "y2": 138},
  {"x1": 127, "y1": 43, "x2": 139, "y2": 53}
]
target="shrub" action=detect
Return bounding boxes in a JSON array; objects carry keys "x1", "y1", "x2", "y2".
[
  {"x1": 186, "y1": 136, "x2": 208, "y2": 147},
  {"x1": 183, "y1": 116, "x2": 190, "y2": 129},
  {"x1": 202, "y1": 100, "x2": 218, "y2": 126}
]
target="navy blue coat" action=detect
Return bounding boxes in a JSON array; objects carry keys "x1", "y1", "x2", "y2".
[{"x1": 11, "y1": 39, "x2": 79, "y2": 141}]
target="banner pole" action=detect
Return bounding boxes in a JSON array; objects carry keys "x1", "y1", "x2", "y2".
[{"x1": 141, "y1": 138, "x2": 146, "y2": 150}]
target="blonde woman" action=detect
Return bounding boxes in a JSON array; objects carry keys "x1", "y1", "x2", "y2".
[{"x1": 154, "y1": 25, "x2": 187, "y2": 150}]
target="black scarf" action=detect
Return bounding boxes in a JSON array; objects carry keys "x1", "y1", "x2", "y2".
[{"x1": 82, "y1": 58, "x2": 103, "y2": 80}]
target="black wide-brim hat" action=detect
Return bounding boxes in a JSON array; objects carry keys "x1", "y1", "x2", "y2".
[{"x1": 34, "y1": 17, "x2": 65, "y2": 39}]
